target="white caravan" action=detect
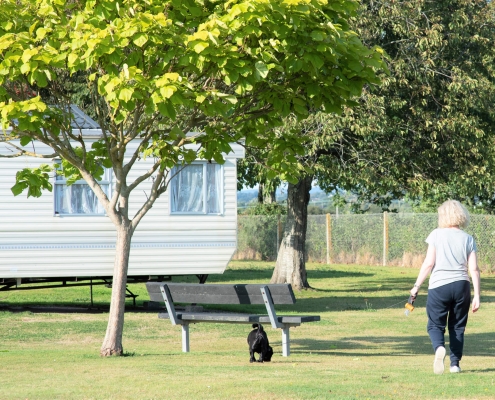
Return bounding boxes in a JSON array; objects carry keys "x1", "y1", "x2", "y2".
[{"x1": 0, "y1": 106, "x2": 244, "y2": 292}]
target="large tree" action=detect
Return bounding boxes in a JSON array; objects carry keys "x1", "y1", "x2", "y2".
[
  {"x1": 0, "y1": 0, "x2": 382, "y2": 355},
  {"x1": 267, "y1": 112, "x2": 385, "y2": 289},
  {"x1": 346, "y1": 0, "x2": 495, "y2": 195},
  {"x1": 268, "y1": 0, "x2": 495, "y2": 288}
]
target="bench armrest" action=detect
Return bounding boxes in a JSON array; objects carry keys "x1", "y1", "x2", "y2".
[
  {"x1": 160, "y1": 284, "x2": 180, "y2": 325},
  {"x1": 261, "y1": 285, "x2": 282, "y2": 329}
]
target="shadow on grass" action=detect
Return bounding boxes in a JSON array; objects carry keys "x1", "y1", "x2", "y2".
[
  {"x1": 472, "y1": 368, "x2": 495, "y2": 374},
  {"x1": 209, "y1": 267, "x2": 375, "y2": 283},
  {"x1": 0, "y1": 304, "x2": 110, "y2": 313},
  {"x1": 311, "y1": 276, "x2": 415, "y2": 293},
  {"x1": 287, "y1": 331, "x2": 495, "y2": 358}
]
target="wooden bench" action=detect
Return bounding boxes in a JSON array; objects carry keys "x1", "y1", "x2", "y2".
[{"x1": 145, "y1": 282, "x2": 321, "y2": 357}]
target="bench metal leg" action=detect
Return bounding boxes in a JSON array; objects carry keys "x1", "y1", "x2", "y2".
[
  {"x1": 282, "y1": 326, "x2": 290, "y2": 357},
  {"x1": 182, "y1": 324, "x2": 190, "y2": 353}
]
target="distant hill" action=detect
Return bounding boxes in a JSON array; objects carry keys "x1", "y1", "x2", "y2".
[
  {"x1": 237, "y1": 185, "x2": 412, "y2": 213},
  {"x1": 237, "y1": 189, "x2": 258, "y2": 204},
  {"x1": 237, "y1": 185, "x2": 328, "y2": 208}
]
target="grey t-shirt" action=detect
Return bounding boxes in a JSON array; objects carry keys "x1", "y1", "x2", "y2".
[{"x1": 426, "y1": 228, "x2": 476, "y2": 289}]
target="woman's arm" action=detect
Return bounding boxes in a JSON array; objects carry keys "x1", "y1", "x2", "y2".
[
  {"x1": 410, "y1": 244, "x2": 436, "y2": 298},
  {"x1": 468, "y1": 251, "x2": 480, "y2": 313}
]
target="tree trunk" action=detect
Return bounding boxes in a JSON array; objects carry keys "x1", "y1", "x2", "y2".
[
  {"x1": 258, "y1": 183, "x2": 277, "y2": 204},
  {"x1": 270, "y1": 175, "x2": 312, "y2": 289},
  {"x1": 257, "y1": 184, "x2": 264, "y2": 203},
  {"x1": 100, "y1": 221, "x2": 133, "y2": 356}
]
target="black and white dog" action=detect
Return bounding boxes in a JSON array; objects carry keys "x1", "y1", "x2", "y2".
[{"x1": 247, "y1": 323, "x2": 273, "y2": 363}]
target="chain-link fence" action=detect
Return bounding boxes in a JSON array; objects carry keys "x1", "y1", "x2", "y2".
[{"x1": 234, "y1": 213, "x2": 495, "y2": 272}]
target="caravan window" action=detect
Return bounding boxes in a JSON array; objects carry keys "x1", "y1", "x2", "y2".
[
  {"x1": 170, "y1": 163, "x2": 223, "y2": 215},
  {"x1": 54, "y1": 167, "x2": 111, "y2": 216}
]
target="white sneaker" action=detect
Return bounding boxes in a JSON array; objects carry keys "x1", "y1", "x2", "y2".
[
  {"x1": 450, "y1": 365, "x2": 461, "y2": 373},
  {"x1": 433, "y1": 346, "x2": 446, "y2": 375}
]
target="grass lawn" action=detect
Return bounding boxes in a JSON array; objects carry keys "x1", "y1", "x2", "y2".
[{"x1": 1, "y1": 261, "x2": 494, "y2": 400}]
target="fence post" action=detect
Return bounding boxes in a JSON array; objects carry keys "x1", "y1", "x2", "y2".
[
  {"x1": 276, "y1": 214, "x2": 282, "y2": 257},
  {"x1": 326, "y1": 213, "x2": 332, "y2": 264},
  {"x1": 383, "y1": 212, "x2": 389, "y2": 266}
]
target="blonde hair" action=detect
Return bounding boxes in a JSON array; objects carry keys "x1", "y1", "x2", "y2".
[{"x1": 438, "y1": 200, "x2": 470, "y2": 228}]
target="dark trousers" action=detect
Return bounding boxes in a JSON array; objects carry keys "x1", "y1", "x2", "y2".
[{"x1": 426, "y1": 280, "x2": 471, "y2": 366}]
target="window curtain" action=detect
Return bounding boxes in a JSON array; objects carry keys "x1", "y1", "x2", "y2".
[
  {"x1": 171, "y1": 165, "x2": 204, "y2": 212},
  {"x1": 171, "y1": 163, "x2": 222, "y2": 214},
  {"x1": 206, "y1": 164, "x2": 221, "y2": 213},
  {"x1": 55, "y1": 184, "x2": 106, "y2": 214}
]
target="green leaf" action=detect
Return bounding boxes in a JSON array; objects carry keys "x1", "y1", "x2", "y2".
[
  {"x1": 67, "y1": 53, "x2": 78, "y2": 67},
  {"x1": 33, "y1": 70, "x2": 48, "y2": 87},
  {"x1": 118, "y1": 87, "x2": 134, "y2": 102},
  {"x1": 348, "y1": 61, "x2": 363, "y2": 72},
  {"x1": 19, "y1": 136, "x2": 32, "y2": 146},
  {"x1": 36, "y1": 27, "x2": 47, "y2": 40},
  {"x1": 311, "y1": 31, "x2": 325, "y2": 41},
  {"x1": 170, "y1": 126, "x2": 183, "y2": 139},
  {"x1": 21, "y1": 48, "x2": 37, "y2": 63},
  {"x1": 365, "y1": 58, "x2": 383, "y2": 69},
  {"x1": 254, "y1": 61, "x2": 269, "y2": 78},
  {"x1": 212, "y1": 153, "x2": 225, "y2": 164},
  {"x1": 293, "y1": 103, "x2": 308, "y2": 116},
  {"x1": 223, "y1": 95, "x2": 237, "y2": 104},
  {"x1": 157, "y1": 101, "x2": 176, "y2": 120},
  {"x1": 160, "y1": 86, "x2": 176, "y2": 99},
  {"x1": 305, "y1": 53, "x2": 324, "y2": 69},
  {"x1": 20, "y1": 63, "x2": 31, "y2": 74},
  {"x1": 11, "y1": 182, "x2": 27, "y2": 196},
  {"x1": 133, "y1": 33, "x2": 148, "y2": 47},
  {"x1": 193, "y1": 41, "x2": 209, "y2": 54}
]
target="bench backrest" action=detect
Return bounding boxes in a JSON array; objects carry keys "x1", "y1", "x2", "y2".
[{"x1": 146, "y1": 282, "x2": 296, "y2": 305}]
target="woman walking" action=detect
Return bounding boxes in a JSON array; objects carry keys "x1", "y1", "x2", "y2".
[{"x1": 410, "y1": 200, "x2": 480, "y2": 374}]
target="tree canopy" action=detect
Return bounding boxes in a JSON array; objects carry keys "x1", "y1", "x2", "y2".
[
  {"x1": 329, "y1": 0, "x2": 495, "y2": 205},
  {"x1": 0, "y1": 0, "x2": 384, "y2": 183}
]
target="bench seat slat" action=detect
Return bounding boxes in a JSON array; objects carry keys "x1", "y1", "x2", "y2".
[
  {"x1": 158, "y1": 312, "x2": 320, "y2": 324},
  {"x1": 146, "y1": 282, "x2": 296, "y2": 305}
]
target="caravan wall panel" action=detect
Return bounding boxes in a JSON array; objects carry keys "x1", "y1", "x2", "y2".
[{"x1": 0, "y1": 140, "x2": 244, "y2": 280}]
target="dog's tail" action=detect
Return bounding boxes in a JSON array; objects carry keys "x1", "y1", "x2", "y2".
[{"x1": 252, "y1": 323, "x2": 264, "y2": 330}]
